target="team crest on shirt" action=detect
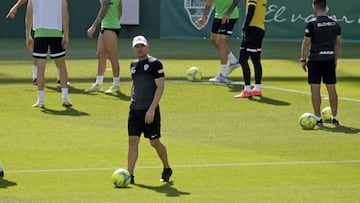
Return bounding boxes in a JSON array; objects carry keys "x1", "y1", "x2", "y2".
[
  {"x1": 144, "y1": 64, "x2": 149, "y2": 71},
  {"x1": 131, "y1": 66, "x2": 136, "y2": 74},
  {"x1": 184, "y1": 0, "x2": 214, "y2": 30}
]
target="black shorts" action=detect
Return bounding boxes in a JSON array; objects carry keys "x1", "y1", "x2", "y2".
[
  {"x1": 308, "y1": 60, "x2": 336, "y2": 84},
  {"x1": 211, "y1": 18, "x2": 237, "y2": 35},
  {"x1": 241, "y1": 26, "x2": 265, "y2": 54},
  {"x1": 33, "y1": 37, "x2": 66, "y2": 59},
  {"x1": 128, "y1": 107, "x2": 161, "y2": 139},
  {"x1": 101, "y1": 28, "x2": 121, "y2": 36}
]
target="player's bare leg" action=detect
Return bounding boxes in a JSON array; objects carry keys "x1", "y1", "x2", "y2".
[
  {"x1": 150, "y1": 138, "x2": 172, "y2": 182},
  {"x1": 209, "y1": 33, "x2": 230, "y2": 83},
  {"x1": 32, "y1": 58, "x2": 46, "y2": 107},
  {"x1": 128, "y1": 136, "x2": 140, "y2": 184},
  {"x1": 326, "y1": 84, "x2": 339, "y2": 125}
]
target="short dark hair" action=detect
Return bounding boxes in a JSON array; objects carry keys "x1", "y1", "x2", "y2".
[{"x1": 313, "y1": 0, "x2": 327, "y2": 9}]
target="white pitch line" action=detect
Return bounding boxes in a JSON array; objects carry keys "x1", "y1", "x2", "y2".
[
  {"x1": 170, "y1": 80, "x2": 360, "y2": 103},
  {"x1": 262, "y1": 85, "x2": 360, "y2": 103},
  {"x1": 1, "y1": 80, "x2": 359, "y2": 102},
  {"x1": 5, "y1": 160, "x2": 360, "y2": 174}
]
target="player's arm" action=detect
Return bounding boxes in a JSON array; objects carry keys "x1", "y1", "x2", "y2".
[
  {"x1": 62, "y1": 0, "x2": 69, "y2": 49},
  {"x1": 334, "y1": 35, "x2": 341, "y2": 66},
  {"x1": 25, "y1": 0, "x2": 33, "y2": 51},
  {"x1": 196, "y1": 0, "x2": 213, "y2": 29},
  {"x1": 243, "y1": 1, "x2": 256, "y2": 31},
  {"x1": 222, "y1": 0, "x2": 240, "y2": 24},
  {"x1": 145, "y1": 76, "x2": 164, "y2": 124},
  {"x1": 301, "y1": 36, "x2": 311, "y2": 72},
  {"x1": 118, "y1": 0, "x2": 122, "y2": 19},
  {"x1": 6, "y1": 0, "x2": 28, "y2": 19},
  {"x1": 87, "y1": 0, "x2": 111, "y2": 38}
]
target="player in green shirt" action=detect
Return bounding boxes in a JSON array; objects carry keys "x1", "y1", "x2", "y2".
[
  {"x1": 197, "y1": 0, "x2": 240, "y2": 83},
  {"x1": 85, "y1": 0, "x2": 122, "y2": 94},
  {"x1": 7, "y1": 0, "x2": 69, "y2": 85},
  {"x1": 26, "y1": 0, "x2": 72, "y2": 107}
]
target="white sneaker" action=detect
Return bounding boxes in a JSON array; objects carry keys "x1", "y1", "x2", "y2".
[
  {"x1": 85, "y1": 84, "x2": 102, "y2": 93},
  {"x1": 104, "y1": 85, "x2": 120, "y2": 94},
  {"x1": 62, "y1": 99, "x2": 73, "y2": 108},
  {"x1": 32, "y1": 100, "x2": 44, "y2": 108},
  {"x1": 227, "y1": 62, "x2": 241, "y2": 76},
  {"x1": 209, "y1": 74, "x2": 229, "y2": 83}
]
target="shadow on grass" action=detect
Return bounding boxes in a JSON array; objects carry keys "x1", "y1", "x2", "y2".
[
  {"x1": 45, "y1": 85, "x2": 131, "y2": 101},
  {"x1": 226, "y1": 83, "x2": 291, "y2": 106},
  {"x1": 0, "y1": 178, "x2": 17, "y2": 189},
  {"x1": 249, "y1": 96, "x2": 291, "y2": 106},
  {"x1": 84, "y1": 92, "x2": 131, "y2": 101},
  {"x1": 40, "y1": 107, "x2": 89, "y2": 116},
  {"x1": 45, "y1": 85, "x2": 88, "y2": 95},
  {"x1": 135, "y1": 181, "x2": 191, "y2": 197},
  {"x1": 102, "y1": 91, "x2": 132, "y2": 101},
  {"x1": 320, "y1": 124, "x2": 360, "y2": 134}
]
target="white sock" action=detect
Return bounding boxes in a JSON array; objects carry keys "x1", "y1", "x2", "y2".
[
  {"x1": 228, "y1": 52, "x2": 238, "y2": 64},
  {"x1": 244, "y1": 85, "x2": 251, "y2": 92},
  {"x1": 254, "y1": 84, "x2": 262, "y2": 91},
  {"x1": 38, "y1": 90, "x2": 44, "y2": 103},
  {"x1": 315, "y1": 116, "x2": 322, "y2": 121},
  {"x1": 220, "y1": 64, "x2": 227, "y2": 77},
  {"x1": 113, "y1": 77, "x2": 120, "y2": 86},
  {"x1": 56, "y1": 67, "x2": 60, "y2": 81},
  {"x1": 61, "y1": 88, "x2": 69, "y2": 101},
  {"x1": 95, "y1": 75, "x2": 104, "y2": 85},
  {"x1": 331, "y1": 115, "x2": 338, "y2": 120},
  {"x1": 33, "y1": 65, "x2": 38, "y2": 80}
]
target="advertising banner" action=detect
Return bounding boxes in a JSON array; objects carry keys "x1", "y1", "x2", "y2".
[{"x1": 160, "y1": 0, "x2": 360, "y2": 41}]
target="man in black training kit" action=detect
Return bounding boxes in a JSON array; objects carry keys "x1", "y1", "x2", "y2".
[
  {"x1": 127, "y1": 35, "x2": 172, "y2": 184},
  {"x1": 301, "y1": 0, "x2": 341, "y2": 125}
]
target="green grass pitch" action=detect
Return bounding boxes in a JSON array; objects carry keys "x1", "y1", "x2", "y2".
[{"x1": 0, "y1": 39, "x2": 360, "y2": 202}]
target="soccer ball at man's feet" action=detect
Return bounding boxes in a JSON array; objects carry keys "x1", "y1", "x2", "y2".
[
  {"x1": 186, "y1": 67, "x2": 202, "y2": 82},
  {"x1": 321, "y1": 106, "x2": 332, "y2": 123},
  {"x1": 111, "y1": 168, "x2": 131, "y2": 188},
  {"x1": 299, "y1": 112, "x2": 317, "y2": 130}
]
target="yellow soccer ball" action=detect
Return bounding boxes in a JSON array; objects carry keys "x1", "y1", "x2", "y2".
[
  {"x1": 299, "y1": 112, "x2": 317, "y2": 130},
  {"x1": 186, "y1": 67, "x2": 202, "y2": 82},
  {"x1": 321, "y1": 106, "x2": 332, "y2": 123},
  {"x1": 111, "y1": 168, "x2": 131, "y2": 188}
]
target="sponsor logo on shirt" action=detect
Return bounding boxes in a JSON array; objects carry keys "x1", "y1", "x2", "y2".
[
  {"x1": 319, "y1": 51, "x2": 334, "y2": 55},
  {"x1": 317, "y1": 22, "x2": 336, "y2": 27}
]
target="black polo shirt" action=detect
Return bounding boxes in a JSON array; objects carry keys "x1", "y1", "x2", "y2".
[
  {"x1": 130, "y1": 56, "x2": 164, "y2": 110},
  {"x1": 305, "y1": 16, "x2": 341, "y2": 61}
]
